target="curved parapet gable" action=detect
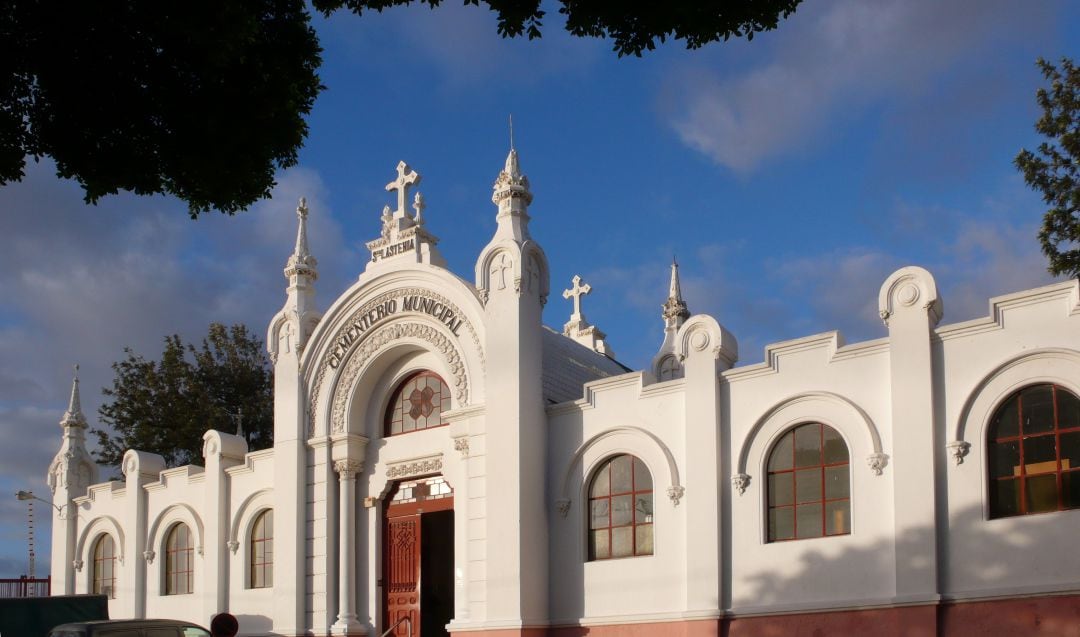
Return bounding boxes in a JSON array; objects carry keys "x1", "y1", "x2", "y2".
[
  {"x1": 878, "y1": 265, "x2": 942, "y2": 327},
  {"x1": 675, "y1": 314, "x2": 738, "y2": 369}
]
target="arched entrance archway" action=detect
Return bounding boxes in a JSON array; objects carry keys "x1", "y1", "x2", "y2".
[{"x1": 384, "y1": 476, "x2": 454, "y2": 637}]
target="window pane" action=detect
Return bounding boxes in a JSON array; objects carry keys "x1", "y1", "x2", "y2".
[
  {"x1": 635, "y1": 494, "x2": 653, "y2": 524},
  {"x1": 611, "y1": 527, "x2": 633, "y2": 558},
  {"x1": 991, "y1": 478, "x2": 1020, "y2": 518},
  {"x1": 635, "y1": 524, "x2": 654, "y2": 556},
  {"x1": 824, "y1": 465, "x2": 849, "y2": 499},
  {"x1": 822, "y1": 427, "x2": 848, "y2": 463},
  {"x1": 590, "y1": 467, "x2": 609, "y2": 497},
  {"x1": 992, "y1": 395, "x2": 1019, "y2": 438},
  {"x1": 633, "y1": 457, "x2": 652, "y2": 491},
  {"x1": 989, "y1": 440, "x2": 1020, "y2": 479},
  {"x1": 768, "y1": 473, "x2": 793, "y2": 507},
  {"x1": 611, "y1": 495, "x2": 633, "y2": 526},
  {"x1": 590, "y1": 500, "x2": 609, "y2": 529},
  {"x1": 768, "y1": 432, "x2": 794, "y2": 471},
  {"x1": 795, "y1": 468, "x2": 822, "y2": 504},
  {"x1": 769, "y1": 507, "x2": 794, "y2": 541},
  {"x1": 1063, "y1": 471, "x2": 1080, "y2": 509},
  {"x1": 1023, "y1": 385, "x2": 1055, "y2": 434},
  {"x1": 794, "y1": 425, "x2": 821, "y2": 468},
  {"x1": 1059, "y1": 389, "x2": 1080, "y2": 429},
  {"x1": 795, "y1": 503, "x2": 823, "y2": 539},
  {"x1": 1025, "y1": 474, "x2": 1058, "y2": 513},
  {"x1": 825, "y1": 500, "x2": 849, "y2": 535},
  {"x1": 610, "y1": 456, "x2": 633, "y2": 494},
  {"x1": 1023, "y1": 435, "x2": 1057, "y2": 473},
  {"x1": 590, "y1": 530, "x2": 609, "y2": 560}
]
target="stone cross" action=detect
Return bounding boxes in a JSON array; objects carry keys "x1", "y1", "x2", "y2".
[
  {"x1": 563, "y1": 275, "x2": 592, "y2": 321},
  {"x1": 385, "y1": 161, "x2": 421, "y2": 219}
]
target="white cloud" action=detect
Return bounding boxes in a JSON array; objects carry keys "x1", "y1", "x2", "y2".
[{"x1": 664, "y1": 0, "x2": 1058, "y2": 172}]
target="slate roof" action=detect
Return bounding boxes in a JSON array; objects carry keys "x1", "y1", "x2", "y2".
[{"x1": 541, "y1": 326, "x2": 632, "y2": 405}]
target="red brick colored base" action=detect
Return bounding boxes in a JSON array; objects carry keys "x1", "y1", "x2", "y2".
[{"x1": 452, "y1": 593, "x2": 1080, "y2": 637}]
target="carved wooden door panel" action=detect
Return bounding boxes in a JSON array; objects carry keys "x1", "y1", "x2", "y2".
[{"x1": 386, "y1": 512, "x2": 422, "y2": 637}]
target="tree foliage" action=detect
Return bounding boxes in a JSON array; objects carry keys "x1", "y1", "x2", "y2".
[
  {"x1": 314, "y1": 0, "x2": 803, "y2": 57},
  {"x1": 0, "y1": 1, "x2": 323, "y2": 217},
  {"x1": 92, "y1": 324, "x2": 273, "y2": 468},
  {"x1": 1016, "y1": 57, "x2": 1080, "y2": 279},
  {"x1": 1, "y1": 0, "x2": 799, "y2": 216}
]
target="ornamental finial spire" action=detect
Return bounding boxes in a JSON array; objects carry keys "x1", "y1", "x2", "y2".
[
  {"x1": 285, "y1": 197, "x2": 318, "y2": 281},
  {"x1": 60, "y1": 365, "x2": 87, "y2": 429},
  {"x1": 493, "y1": 136, "x2": 532, "y2": 214},
  {"x1": 662, "y1": 257, "x2": 690, "y2": 326}
]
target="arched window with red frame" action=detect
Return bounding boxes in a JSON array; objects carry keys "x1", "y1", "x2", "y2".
[
  {"x1": 766, "y1": 422, "x2": 850, "y2": 542},
  {"x1": 988, "y1": 384, "x2": 1080, "y2": 518},
  {"x1": 587, "y1": 454, "x2": 653, "y2": 560},
  {"x1": 250, "y1": 509, "x2": 273, "y2": 588},
  {"x1": 385, "y1": 371, "x2": 451, "y2": 437},
  {"x1": 91, "y1": 533, "x2": 116, "y2": 598},
  {"x1": 164, "y1": 523, "x2": 194, "y2": 595}
]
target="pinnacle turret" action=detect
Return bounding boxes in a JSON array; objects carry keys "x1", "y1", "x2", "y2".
[
  {"x1": 59, "y1": 365, "x2": 87, "y2": 429},
  {"x1": 662, "y1": 257, "x2": 690, "y2": 328},
  {"x1": 285, "y1": 198, "x2": 318, "y2": 281}
]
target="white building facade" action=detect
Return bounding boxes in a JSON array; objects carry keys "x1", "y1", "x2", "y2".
[{"x1": 48, "y1": 149, "x2": 1080, "y2": 637}]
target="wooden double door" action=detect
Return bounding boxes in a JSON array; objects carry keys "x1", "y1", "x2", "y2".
[{"x1": 384, "y1": 477, "x2": 455, "y2": 637}]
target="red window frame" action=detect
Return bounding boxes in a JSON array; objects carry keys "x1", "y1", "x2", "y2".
[
  {"x1": 164, "y1": 523, "x2": 193, "y2": 595},
  {"x1": 250, "y1": 510, "x2": 273, "y2": 589},
  {"x1": 766, "y1": 422, "x2": 851, "y2": 542},
  {"x1": 92, "y1": 534, "x2": 116, "y2": 598},
  {"x1": 988, "y1": 384, "x2": 1080, "y2": 518},
  {"x1": 587, "y1": 454, "x2": 653, "y2": 560},
  {"x1": 384, "y1": 371, "x2": 451, "y2": 437}
]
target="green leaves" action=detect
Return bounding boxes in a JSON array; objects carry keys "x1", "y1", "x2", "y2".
[
  {"x1": 0, "y1": 1, "x2": 323, "y2": 217},
  {"x1": 92, "y1": 323, "x2": 273, "y2": 468},
  {"x1": 1016, "y1": 57, "x2": 1080, "y2": 279}
]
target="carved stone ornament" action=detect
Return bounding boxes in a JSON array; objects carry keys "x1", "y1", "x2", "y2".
[
  {"x1": 732, "y1": 473, "x2": 751, "y2": 495},
  {"x1": 555, "y1": 499, "x2": 571, "y2": 519},
  {"x1": 947, "y1": 440, "x2": 971, "y2": 465},
  {"x1": 453, "y1": 437, "x2": 470, "y2": 458},
  {"x1": 866, "y1": 453, "x2": 889, "y2": 476},
  {"x1": 334, "y1": 459, "x2": 364, "y2": 479},
  {"x1": 73, "y1": 559, "x2": 84, "y2": 572},
  {"x1": 227, "y1": 540, "x2": 240, "y2": 554},
  {"x1": 667, "y1": 485, "x2": 685, "y2": 505},
  {"x1": 387, "y1": 455, "x2": 443, "y2": 479},
  {"x1": 309, "y1": 287, "x2": 484, "y2": 436},
  {"x1": 143, "y1": 550, "x2": 156, "y2": 564}
]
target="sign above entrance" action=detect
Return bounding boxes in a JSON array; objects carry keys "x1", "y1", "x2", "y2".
[{"x1": 327, "y1": 291, "x2": 465, "y2": 369}]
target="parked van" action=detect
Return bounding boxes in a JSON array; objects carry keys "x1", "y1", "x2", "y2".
[{"x1": 47, "y1": 619, "x2": 210, "y2": 637}]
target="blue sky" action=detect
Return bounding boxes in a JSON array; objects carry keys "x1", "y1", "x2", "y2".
[{"x1": 1, "y1": 0, "x2": 1078, "y2": 577}]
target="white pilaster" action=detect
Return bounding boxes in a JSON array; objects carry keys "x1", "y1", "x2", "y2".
[{"x1": 879, "y1": 266, "x2": 942, "y2": 602}]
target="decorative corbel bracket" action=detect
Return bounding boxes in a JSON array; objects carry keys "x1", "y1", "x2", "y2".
[
  {"x1": 732, "y1": 473, "x2": 751, "y2": 495},
  {"x1": 947, "y1": 440, "x2": 971, "y2": 465},
  {"x1": 227, "y1": 540, "x2": 240, "y2": 554},
  {"x1": 72, "y1": 559, "x2": 84, "y2": 572},
  {"x1": 554, "y1": 499, "x2": 571, "y2": 519},
  {"x1": 866, "y1": 453, "x2": 889, "y2": 476},
  {"x1": 667, "y1": 485, "x2": 685, "y2": 506},
  {"x1": 143, "y1": 550, "x2": 156, "y2": 564}
]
